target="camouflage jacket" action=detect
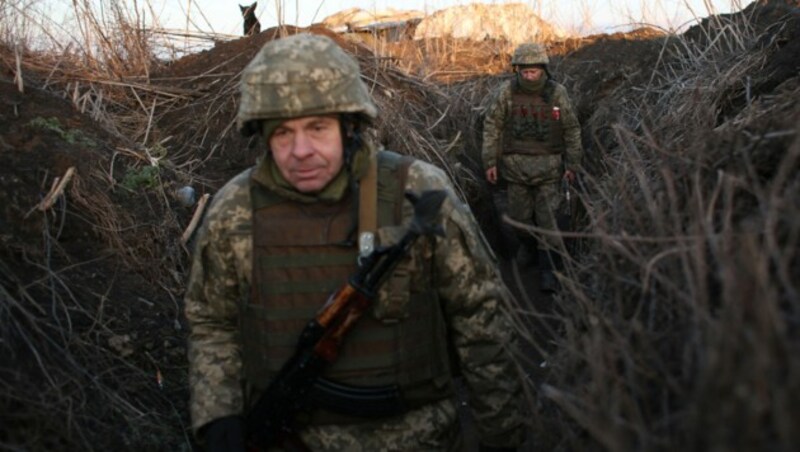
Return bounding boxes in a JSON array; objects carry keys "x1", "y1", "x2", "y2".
[
  {"x1": 184, "y1": 150, "x2": 525, "y2": 449},
  {"x1": 482, "y1": 78, "x2": 582, "y2": 185}
]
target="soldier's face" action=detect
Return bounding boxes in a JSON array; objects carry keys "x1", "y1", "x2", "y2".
[
  {"x1": 269, "y1": 115, "x2": 344, "y2": 193},
  {"x1": 519, "y1": 67, "x2": 545, "y2": 81}
]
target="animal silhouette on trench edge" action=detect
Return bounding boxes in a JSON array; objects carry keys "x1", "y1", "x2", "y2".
[{"x1": 240, "y1": 2, "x2": 261, "y2": 36}]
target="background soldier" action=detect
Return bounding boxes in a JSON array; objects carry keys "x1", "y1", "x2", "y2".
[
  {"x1": 185, "y1": 33, "x2": 525, "y2": 451},
  {"x1": 482, "y1": 42, "x2": 583, "y2": 293}
]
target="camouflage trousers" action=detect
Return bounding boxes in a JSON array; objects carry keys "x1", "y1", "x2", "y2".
[
  {"x1": 288, "y1": 398, "x2": 462, "y2": 451},
  {"x1": 507, "y1": 180, "x2": 563, "y2": 251}
]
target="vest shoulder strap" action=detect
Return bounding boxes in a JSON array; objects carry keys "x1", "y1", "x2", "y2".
[
  {"x1": 376, "y1": 150, "x2": 415, "y2": 226},
  {"x1": 542, "y1": 78, "x2": 557, "y2": 104}
]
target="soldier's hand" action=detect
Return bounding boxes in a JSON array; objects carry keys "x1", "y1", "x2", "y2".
[
  {"x1": 479, "y1": 445, "x2": 517, "y2": 452},
  {"x1": 563, "y1": 169, "x2": 576, "y2": 184},
  {"x1": 486, "y1": 166, "x2": 498, "y2": 184},
  {"x1": 203, "y1": 415, "x2": 245, "y2": 452}
]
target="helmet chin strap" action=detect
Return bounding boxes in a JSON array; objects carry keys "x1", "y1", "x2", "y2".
[{"x1": 340, "y1": 114, "x2": 366, "y2": 173}]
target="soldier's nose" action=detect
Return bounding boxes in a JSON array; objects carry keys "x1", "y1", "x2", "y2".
[{"x1": 291, "y1": 133, "x2": 314, "y2": 159}]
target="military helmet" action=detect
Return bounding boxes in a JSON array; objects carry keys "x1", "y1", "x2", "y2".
[
  {"x1": 511, "y1": 43, "x2": 550, "y2": 66},
  {"x1": 237, "y1": 33, "x2": 378, "y2": 136}
]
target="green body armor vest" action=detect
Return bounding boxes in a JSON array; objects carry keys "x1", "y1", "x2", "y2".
[
  {"x1": 503, "y1": 79, "x2": 564, "y2": 156},
  {"x1": 243, "y1": 150, "x2": 454, "y2": 423}
]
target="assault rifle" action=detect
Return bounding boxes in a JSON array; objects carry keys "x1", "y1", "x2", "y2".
[
  {"x1": 245, "y1": 189, "x2": 448, "y2": 451},
  {"x1": 558, "y1": 177, "x2": 572, "y2": 230},
  {"x1": 557, "y1": 177, "x2": 578, "y2": 257}
]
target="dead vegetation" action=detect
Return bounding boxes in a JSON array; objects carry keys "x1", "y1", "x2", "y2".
[
  {"x1": 515, "y1": 2, "x2": 800, "y2": 450},
  {"x1": 0, "y1": 0, "x2": 798, "y2": 451}
]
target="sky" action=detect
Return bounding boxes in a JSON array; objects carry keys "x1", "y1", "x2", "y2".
[
  {"x1": 13, "y1": 0, "x2": 746, "y2": 53},
  {"x1": 142, "y1": 0, "x2": 745, "y2": 37}
]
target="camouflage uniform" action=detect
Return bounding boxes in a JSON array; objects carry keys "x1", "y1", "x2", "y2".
[
  {"x1": 482, "y1": 43, "x2": 582, "y2": 284},
  {"x1": 185, "y1": 33, "x2": 525, "y2": 451}
]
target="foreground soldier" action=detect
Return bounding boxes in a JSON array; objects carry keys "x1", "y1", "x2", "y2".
[
  {"x1": 482, "y1": 43, "x2": 583, "y2": 292},
  {"x1": 185, "y1": 33, "x2": 525, "y2": 451}
]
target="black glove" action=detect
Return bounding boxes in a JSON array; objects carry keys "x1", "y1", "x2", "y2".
[
  {"x1": 203, "y1": 415, "x2": 245, "y2": 452},
  {"x1": 479, "y1": 445, "x2": 517, "y2": 452}
]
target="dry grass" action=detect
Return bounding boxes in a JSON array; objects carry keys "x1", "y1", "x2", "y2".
[
  {"x1": 515, "y1": 9, "x2": 800, "y2": 451},
  {"x1": 0, "y1": 2, "x2": 196, "y2": 450},
  {"x1": 0, "y1": 189, "x2": 191, "y2": 450}
]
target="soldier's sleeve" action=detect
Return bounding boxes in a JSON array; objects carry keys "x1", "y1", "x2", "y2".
[
  {"x1": 481, "y1": 82, "x2": 510, "y2": 170},
  {"x1": 184, "y1": 191, "x2": 246, "y2": 435},
  {"x1": 555, "y1": 84, "x2": 583, "y2": 171},
  {"x1": 407, "y1": 162, "x2": 526, "y2": 448}
]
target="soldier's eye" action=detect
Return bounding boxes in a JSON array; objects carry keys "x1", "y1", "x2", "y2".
[{"x1": 270, "y1": 128, "x2": 294, "y2": 148}]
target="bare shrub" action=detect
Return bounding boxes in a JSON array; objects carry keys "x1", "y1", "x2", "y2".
[
  {"x1": 1, "y1": 2, "x2": 193, "y2": 450},
  {"x1": 524, "y1": 8, "x2": 800, "y2": 451}
]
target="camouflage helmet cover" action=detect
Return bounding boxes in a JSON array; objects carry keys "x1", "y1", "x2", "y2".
[
  {"x1": 237, "y1": 33, "x2": 378, "y2": 136},
  {"x1": 511, "y1": 43, "x2": 550, "y2": 66}
]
